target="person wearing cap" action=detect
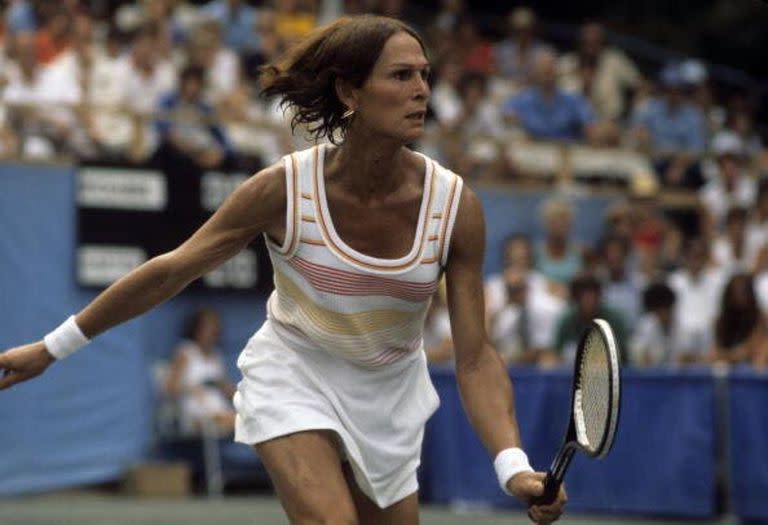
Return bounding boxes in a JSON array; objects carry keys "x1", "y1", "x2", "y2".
[
  {"x1": 492, "y1": 7, "x2": 553, "y2": 87},
  {"x1": 699, "y1": 130, "x2": 756, "y2": 233},
  {"x1": 630, "y1": 63, "x2": 707, "y2": 188}
]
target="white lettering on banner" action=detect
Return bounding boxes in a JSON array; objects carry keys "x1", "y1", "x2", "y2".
[
  {"x1": 201, "y1": 172, "x2": 248, "y2": 211},
  {"x1": 77, "y1": 245, "x2": 147, "y2": 286},
  {"x1": 203, "y1": 250, "x2": 258, "y2": 288},
  {"x1": 78, "y1": 168, "x2": 167, "y2": 211}
]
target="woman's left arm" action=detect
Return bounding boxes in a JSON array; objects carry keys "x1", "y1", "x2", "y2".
[{"x1": 444, "y1": 186, "x2": 566, "y2": 520}]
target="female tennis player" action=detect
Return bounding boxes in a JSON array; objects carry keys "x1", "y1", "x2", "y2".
[{"x1": 0, "y1": 15, "x2": 566, "y2": 524}]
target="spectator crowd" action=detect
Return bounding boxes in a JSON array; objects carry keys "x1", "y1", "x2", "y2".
[{"x1": 1, "y1": 0, "x2": 767, "y2": 369}]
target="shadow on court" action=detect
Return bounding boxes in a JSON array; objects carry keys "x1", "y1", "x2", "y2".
[{"x1": 0, "y1": 494, "x2": 735, "y2": 525}]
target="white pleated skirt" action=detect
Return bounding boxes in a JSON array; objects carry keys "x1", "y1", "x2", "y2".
[{"x1": 233, "y1": 321, "x2": 441, "y2": 508}]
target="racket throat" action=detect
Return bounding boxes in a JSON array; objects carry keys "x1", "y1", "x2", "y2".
[{"x1": 549, "y1": 445, "x2": 576, "y2": 484}]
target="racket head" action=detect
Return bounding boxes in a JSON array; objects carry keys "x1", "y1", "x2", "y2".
[{"x1": 569, "y1": 318, "x2": 621, "y2": 459}]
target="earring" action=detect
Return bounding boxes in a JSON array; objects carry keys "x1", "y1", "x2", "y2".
[{"x1": 341, "y1": 108, "x2": 355, "y2": 120}]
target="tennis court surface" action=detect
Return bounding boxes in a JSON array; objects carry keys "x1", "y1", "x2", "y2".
[{"x1": 0, "y1": 493, "x2": 735, "y2": 524}]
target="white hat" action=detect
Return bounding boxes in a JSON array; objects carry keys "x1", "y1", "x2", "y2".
[{"x1": 711, "y1": 131, "x2": 744, "y2": 158}]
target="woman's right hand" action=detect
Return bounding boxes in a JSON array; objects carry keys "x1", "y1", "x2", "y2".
[{"x1": 0, "y1": 341, "x2": 55, "y2": 390}]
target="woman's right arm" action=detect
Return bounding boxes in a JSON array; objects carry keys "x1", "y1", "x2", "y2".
[{"x1": 0, "y1": 163, "x2": 287, "y2": 390}]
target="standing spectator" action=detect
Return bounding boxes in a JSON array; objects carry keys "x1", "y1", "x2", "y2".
[
  {"x1": 155, "y1": 65, "x2": 233, "y2": 170},
  {"x1": 502, "y1": 49, "x2": 608, "y2": 145},
  {"x1": 631, "y1": 64, "x2": 707, "y2": 188},
  {"x1": 598, "y1": 235, "x2": 643, "y2": 329},
  {"x1": 165, "y1": 308, "x2": 236, "y2": 436},
  {"x1": 492, "y1": 7, "x2": 551, "y2": 87},
  {"x1": 558, "y1": 21, "x2": 642, "y2": 122},
  {"x1": 200, "y1": 0, "x2": 260, "y2": 53},
  {"x1": 667, "y1": 237, "x2": 727, "y2": 363},
  {"x1": 549, "y1": 274, "x2": 627, "y2": 366},
  {"x1": 711, "y1": 273, "x2": 768, "y2": 367},
  {"x1": 699, "y1": 130, "x2": 756, "y2": 233},
  {"x1": 535, "y1": 198, "x2": 583, "y2": 285},
  {"x1": 630, "y1": 283, "x2": 681, "y2": 366},
  {"x1": 680, "y1": 60, "x2": 726, "y2": 141}
]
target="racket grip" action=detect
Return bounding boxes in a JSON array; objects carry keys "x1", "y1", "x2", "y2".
[{"x1": 531, "y1": 471, "x2": 561, "y2": 506}]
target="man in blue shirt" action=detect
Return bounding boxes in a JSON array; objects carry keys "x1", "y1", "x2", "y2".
[
  {"x1": 502, "y1": 49, "x2": 599, "y2": 143},
  {"x1": 155, "y1": 65, "x2": 233, "y2": 170},
  {"x1": 631, "y1": 64, "x2": 706, "y2": 188}
]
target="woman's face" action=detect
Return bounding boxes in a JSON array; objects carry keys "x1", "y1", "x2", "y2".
[{"x1": 349, "y1": 32, "x2": 430, "y2": 144}]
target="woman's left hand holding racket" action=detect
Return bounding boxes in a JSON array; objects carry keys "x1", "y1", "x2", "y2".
[{"x1": 508, "y1": 471, "x2": 568, "y2": 524}]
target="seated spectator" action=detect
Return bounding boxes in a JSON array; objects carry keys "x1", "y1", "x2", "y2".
[
  {"x1": 712, "y1": 207, "x2": 764, "y2": 275},
  {"x1": 727, "y1": 100, "x2": 764, "y2": 162},
  {"x1": 155, "y1": 65, "x2": 233, "y2": 170},
  {"x1": 747, "y1": 178, "x2": 768, "y2": 257},
  {"x1": 2, "y1": 32, "x2": 82, "y2": 158},
  {"x1": 165, "y1": 308, "x2": 236, "y2": 436},
  {"x1": 631, "y1": 64, "x2": 706, "y2": 188},
  {"x1": 492, "y1": 7, "x2": 551, "y2": 87},
  {"x1": 597, "y1": 235, "x2": 642, "y2": 329},
  {"x1": 429, "y1": 56, "x2": 463, "y2": 128},
  {"x1": 630, "y1": 282, "x2": 681, "y2": 366},
  {"x1": 185, "y1": 20, "x2": 241, "y2": 104},
  {"x1": 200, "y1": 0, "x2": 260, "y2": 54},
  {"x1": 558, "y1": 21, "x2": 642, "y2": 122},
  {"x1": 667, "y1": 237, "x2": 727, "y2": 363},
  {"x1": 452, "y1": 15, "x2": 493, "y2": 76},
  {"x1": 680, "y1": 60, "x2": 726, "y2": 140},
  {"x1": 274, "y1": 0, "x2": 317, "y2": 48},
  {"x1": 699, "y1": 131, "x2": 756, "y2": 233},
  {"x1": 6, "y1": 0, "x2": 38, "y2": 35},
  {"x1": 534, "y1": 198, "x2": 583, "y2": 285},
  {"x1": 711, "y1": 273, "x2": 768, "y2": 367},
  {"x1": 485, "y1": 234, "x2": 566, "y2": 364},
  {"x1": 502, "y1": 49, "x2": 610, "y2": 145},
  {"x1": 34, "y1": 5, "x2": 73, "y2": 66},
  {"x1": 549, "y1": 274, "x2": 628, "y2": 366}
]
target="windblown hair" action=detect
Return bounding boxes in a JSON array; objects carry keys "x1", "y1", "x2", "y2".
[{"x1": 259, "y1": 15, "x2": 425, "y2": 144}]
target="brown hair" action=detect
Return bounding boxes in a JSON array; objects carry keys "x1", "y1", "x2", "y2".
[{"x1": 259, "y1": 15, "x2": 426, "y2": 144}]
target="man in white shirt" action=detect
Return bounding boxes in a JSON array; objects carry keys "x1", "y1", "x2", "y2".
[
  {"x1": 667, "y1": 238, "x2": 727, "y2": 363},
  {"x1": 485, "y1": 234, "x2": 565, "y2": 363}
]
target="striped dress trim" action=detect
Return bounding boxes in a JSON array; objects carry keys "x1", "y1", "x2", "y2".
[{"x1": 312, "y1": 144, "x2": 437, "y2": 272}]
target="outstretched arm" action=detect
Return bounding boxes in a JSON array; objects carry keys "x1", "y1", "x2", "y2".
[
  {"x1": 444, "y1": 186, "x2": 566, "y2": 522},
  {"x1": 0, "y1": 163, "x2": 287, "y2": 389}
]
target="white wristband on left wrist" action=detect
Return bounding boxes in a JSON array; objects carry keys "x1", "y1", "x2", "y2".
[
  {"x1": 494, "y1": 447, "x2": 534, "y2": 496},
  {"x1": 43, "y1": 315, "x2": 90, "y2": 360}
]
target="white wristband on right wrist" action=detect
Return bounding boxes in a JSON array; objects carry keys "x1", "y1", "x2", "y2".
[
  {"x1": 494, "y1": 447, "x2": 534, "y2": 496},
  {"x1": 44, "y1": 315, "x2": 90, "y2": 360}
]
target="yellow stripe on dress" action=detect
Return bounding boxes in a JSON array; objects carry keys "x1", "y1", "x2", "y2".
[{"x1": 274, "y1": 270, "x2": 414, "y2": 336}]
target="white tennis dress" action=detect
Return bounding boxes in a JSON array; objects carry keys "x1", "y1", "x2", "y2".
[{"x1": 233, "y1": 143, "x2": 463, "y2": 507}]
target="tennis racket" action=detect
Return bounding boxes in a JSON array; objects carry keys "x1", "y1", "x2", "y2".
[{"x1": 532, "y1": 318, "x2": 621, "y2": 505}]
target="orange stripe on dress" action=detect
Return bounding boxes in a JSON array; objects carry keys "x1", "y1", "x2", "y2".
[
  {"x1": 438, "y1": 175, "x2": 459, "y2": 264},
  {"x1": 301, "y1": 215, "x2": 316, "y2": 223},
  {"x1": 313, "y1": 147, "x2": 436, "y2": 272},
  {"x1": 301, "y1": 238, "x2": 325, "y2": 246},
  {"x1": 301, "y1": 192, "x2": 312, "y2": 200}
]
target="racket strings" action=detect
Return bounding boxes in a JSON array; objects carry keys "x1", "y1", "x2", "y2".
[{"x1": 575, "y1": 330, "x2": 610, "y2": 453}]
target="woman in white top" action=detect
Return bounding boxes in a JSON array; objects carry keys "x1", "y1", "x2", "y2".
[
  {"x1": 165, "y1": 308, "x2": 236, "y2": 436},
  {"x1": 0, "y1": 15, "x2": 566, "y2": 524}
]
